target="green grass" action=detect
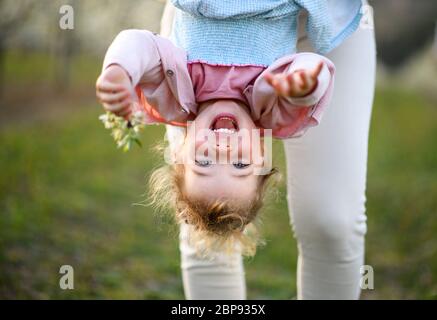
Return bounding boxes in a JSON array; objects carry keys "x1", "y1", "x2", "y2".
[
  {"x1": 364, "y1": 87, "x2": 437, "y2": 299},
  {"x1": 3, "y1": 50, "x2": 101, "y2": 86},
  {"x1": 0, "y1": 52, "x2": 436, "y2": 299}
]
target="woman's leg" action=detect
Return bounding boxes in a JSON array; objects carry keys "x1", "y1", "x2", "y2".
[
  {"x1": 179, "y1": 223, "x2": 246, "y2": 299},
  {"x1": 283, "y1": 24, "x2": 376, "y2": 299}
]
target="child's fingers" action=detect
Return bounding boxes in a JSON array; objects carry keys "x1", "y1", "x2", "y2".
[
  {"x1": 299, "y1": 72, "x2": 308, "y2": 90},
  {"x1": 114, "y1": 104, "x2": 132, "y2": 118},
  {"x1": 286, "y1": 73, "x2": 300, "y2": 95},
  {"x1": 265, "y1": 73, "x2": 285, "y2": 94},
  {"x1": 311, "y1": 61, "x2": 324, "y2": 79},
  {"x1": 288, "y1": 73, "x2": 304, "y2": 96},
  {"x1": 287, "y1": 71, "x2": 316, "y2": 97},
  {"x1": 267, "y1": 72, "x2": 315, "y2": 97},
  {"x1": 103, "y1": 99, "x2": 131, "y2": 113},
  {"x1": 265, "y1": 73, "x2": 287, "y2": 95},
  {"x1": 264, "y1": 73, "x2": 275, "y2": 86},
  {"x1": 264, "y1": 73, "x2": 281, "y2": 92},
  {"x1": 96, "y1": 81, "x2": 127, "y2": 93},
  {"x1": 97, "y1": 90, "x2": 130, "y2": 104},
  {"x1": 273, "y1": 75, "x2": 289, "y2": 96},
  {"x1": 291, "y1": 71, "x2": 306, "y2": 93},
  {"x1": 286, "y1": 73, "x2": 295, "y2": 86}
]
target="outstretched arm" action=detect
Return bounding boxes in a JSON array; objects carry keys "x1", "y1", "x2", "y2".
[
  {"x1": 250, "y1": 53, "x2": 335, "y2": 139},
  {"x1": 96, "y1": 64, "x2": 133, "y2": 118},
  {"x1": 264, "y1": 61, "x2": 323, "y2": 99},
  {"x1": 95, "y1": 29, "x2": 166, "y2": 118},
  {"x1": 263, "y1": 52, "x2": 333, "y2": 108}
]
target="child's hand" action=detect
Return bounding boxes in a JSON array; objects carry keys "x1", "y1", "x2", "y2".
[
  {"x1": 96, "y1": 65, "x2": 133, "y2": 118},
  {"x1": 264, "y1": 61, "x2": 324, "y2": 98}
]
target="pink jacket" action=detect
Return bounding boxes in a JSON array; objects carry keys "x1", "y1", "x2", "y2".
[{"x1": 103, "y1": 30, "x2": 335, "y2": 139}]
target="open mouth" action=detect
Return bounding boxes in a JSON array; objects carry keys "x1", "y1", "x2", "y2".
[{"x1": 210, "y1": 113, "x2": 239, "y2": 134}]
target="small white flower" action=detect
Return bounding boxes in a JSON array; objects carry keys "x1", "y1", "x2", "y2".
[
  {"x1": 133, "y1": 110, "x2": 143, "y2": 119},
  {"x1": 99, "y1": 111, "x2": 145, "y2": 152}
]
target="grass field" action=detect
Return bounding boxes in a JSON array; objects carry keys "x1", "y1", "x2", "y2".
[{"x1": 0, "y1": 53, "x2": 436, "y2": 299}]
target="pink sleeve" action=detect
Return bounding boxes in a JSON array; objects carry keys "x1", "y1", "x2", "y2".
[
  {"x1": 247, "y1": 53, "x2": 335, "y2": 139},
  {"x1": 102, "y1": 29, "x2": 163, "y2": 87},
  {"x1": 102, "y1": 29, "x2": 196, "y2": 124},
  {"x1": 284, "y1": 53, "x2": 332, "y2": 108}
]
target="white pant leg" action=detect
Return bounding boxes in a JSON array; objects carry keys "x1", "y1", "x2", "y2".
[
  {"x1": 283, "y1": 25, "x2": 376, "y2": 299},
  {"x1": 179, "y1": 223, "x2": 246, "y2": 300}
]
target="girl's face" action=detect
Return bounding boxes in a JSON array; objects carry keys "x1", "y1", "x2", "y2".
[{"x1": 180, "y1": 99, "x2": 263, "y2": 203}]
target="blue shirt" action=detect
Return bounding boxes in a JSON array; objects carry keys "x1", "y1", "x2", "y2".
[{"x1": 170, "y1": 0, "x2": 363, "y2": 66}]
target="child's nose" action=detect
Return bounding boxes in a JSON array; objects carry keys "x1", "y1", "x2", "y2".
[
  {"x1": 214, "y1": 141, "x2": 242, "y2": 163},
  {"x1": 214, "y1": 141, "x2": 230, "y2": 153}
]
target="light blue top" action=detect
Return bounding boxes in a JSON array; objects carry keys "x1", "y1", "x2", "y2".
[{"x1": 170, "y1": 0, "x2": 364, "y2": 66}]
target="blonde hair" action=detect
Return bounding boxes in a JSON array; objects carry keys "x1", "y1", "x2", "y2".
[{"x1": 148, "y1": 164, "x2": 279, "y2": 257}]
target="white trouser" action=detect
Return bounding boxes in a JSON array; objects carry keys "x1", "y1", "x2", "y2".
[
  {"x1": 283, "y1": 22, "x2": 376, "y2": 300},
  {"x1": 166, "y1": 5, "x2": 377, "y2": 300}
]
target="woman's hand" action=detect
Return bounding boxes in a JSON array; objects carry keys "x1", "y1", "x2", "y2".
[
  {"x1": 96, "y1": 65, "x2": 133, "y2": 119},
  {"x1": 264, "y1": 61, "x2": 324, "y2": 98}
]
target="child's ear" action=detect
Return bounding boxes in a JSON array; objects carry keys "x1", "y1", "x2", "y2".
[
  {"x1": 173, "y1": 148, "x2": 183, "y2": 164},
  {"x1": 254, "y1": 134, "x2": 272, "y2": 176},
  {"x1": 253, "y1": 158, "x2": 267, "y2": 176},
  {"x1": 253, "y1": 149, "x2": 273, "y2": 176},
  {"x1": 165, "y1": 126, "x2": 186, "y2": 164},
  {"x1": 163, "y1": 139, "x2": 184, "y2": 165}
]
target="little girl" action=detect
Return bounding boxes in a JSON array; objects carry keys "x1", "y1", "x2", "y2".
[{"x1": 96, "y1": 0, "x2": 347, "y2": 255}]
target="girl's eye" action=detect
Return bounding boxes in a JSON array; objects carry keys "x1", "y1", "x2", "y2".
[
  {"x1": 195, "y1": 159, "x2": 212, "y2": 167},
  {"x1": 233, "y1": 162, "x2": 250, "y2": 169}
]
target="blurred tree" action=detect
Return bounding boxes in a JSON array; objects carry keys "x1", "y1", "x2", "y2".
[
  {"x1": 51, "y1": 0, "x2": 164, "y2": 91},
  {"x1": 2, "y1": 0, "x2": 435, "y2": 79},
  {"x1": 53, "y1": 0, "x2": 79, "y2": 92},
  {"x1": 433, "y1": 23, "x2": 437, "y2": 60},
  {"x1": 369, "y1": 0, "x2": 437, "y2": 68},
  {"x1": 0, "y1": 0, "x2": 35, "y2": 96}
]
